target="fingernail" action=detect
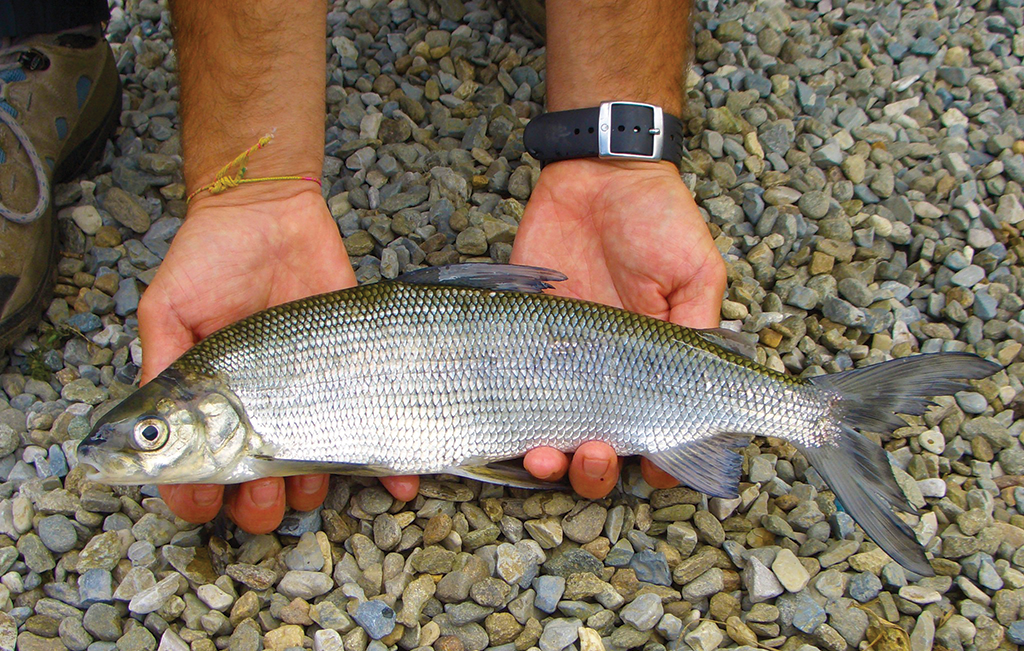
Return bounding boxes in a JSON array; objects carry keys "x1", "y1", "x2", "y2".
[
  {"x1": 297, "y1": 475, "x2": 326, "y2": 494},
  {"x1": 192, "y1": 485, "x2": 220, "y2": 508},
  {"x1": 582, "y1": 455, "x2": 611, "y2": 479},
  {"x1": 250, "y1": 481, "x2": 280, "y2": 508}
]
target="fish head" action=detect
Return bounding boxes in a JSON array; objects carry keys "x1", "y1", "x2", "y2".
[{"x1": 78, "y1": 368, "x2": 254, "y2": 484}]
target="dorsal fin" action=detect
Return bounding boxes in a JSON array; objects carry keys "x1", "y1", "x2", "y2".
[
  {"x1": 696, "y1": 328, "x2": 759, "y2": 360},
  {"x1": 397, "y1": 263, "x2": 567, "y2": 293}
]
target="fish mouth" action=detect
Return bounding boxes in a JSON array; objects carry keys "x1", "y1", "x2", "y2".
[
  {"x1": 76, "y1": 447, "x2": 149, "y2": 485},
  {"x1": 77, "y1": 457, "x2": 108, "y2": 483}
]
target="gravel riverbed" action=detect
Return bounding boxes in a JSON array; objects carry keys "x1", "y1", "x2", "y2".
[{"x1": 2, "y1": 0, "x2": 1024, "y2": 650}]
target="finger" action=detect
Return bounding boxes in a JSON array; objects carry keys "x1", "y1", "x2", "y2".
[
  {"x1": 225, "y1": 477, "x2": 286, "y2": 534},
  {"x1": 640, "y1": 457, "x2": 679, "y2": 489},
  {"x1": 137, "y1": 289, "x2": 197, "y2": 385},
  {"x1": 568, "y1": 441, "x2": 620, "y2": 499},
  {"x1": 285, "y1": 474, "x2": 330, "y2": 512},
  {"x1": 523, "y1": 447, "x2": 570, "y2": 481},
  {"x1": 380, "y1": 475, "x2": 419, "y2": 502},
  {"x1": 159, "y1": 484, "x2": 224, "y2": 524}
]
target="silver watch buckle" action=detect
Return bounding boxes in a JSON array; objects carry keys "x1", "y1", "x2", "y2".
[{"x1": 597, "y1": 101, "x2": 665, "y2": 160}]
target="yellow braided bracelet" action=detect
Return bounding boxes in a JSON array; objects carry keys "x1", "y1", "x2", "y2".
[{"x1": 186, "y1": 133, "x2": 322, "y2": 205}]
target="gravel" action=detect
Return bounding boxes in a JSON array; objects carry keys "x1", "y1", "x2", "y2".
[{"x1": 0, "y1": 0, "x2": 1022, "y2": 650}]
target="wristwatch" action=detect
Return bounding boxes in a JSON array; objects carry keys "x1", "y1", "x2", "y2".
[{"x1": 523, "y1": 101, "x2": 685, "y2": 167}]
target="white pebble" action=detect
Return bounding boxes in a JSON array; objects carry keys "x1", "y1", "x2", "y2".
[
  {"x1": 918, "y1": 429, "x2": 945, "y2": 454},
  {"x1": 197, "y1": 584, "x2": 233, "y2": 611},
  {"x1": 917, "y1": 479, "x2": 947, "y2": 499}
]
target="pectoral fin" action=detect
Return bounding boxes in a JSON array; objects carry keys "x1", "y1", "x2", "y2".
[
  {"x1": 444, "y1": 462, "x2": 569, "y2": 490},
  {"x1": 695, "y1": 328, "x2": 759, "y2": 360},
  {"x1": 250, "y1": 455, "x2": 397, "y2": 478}
]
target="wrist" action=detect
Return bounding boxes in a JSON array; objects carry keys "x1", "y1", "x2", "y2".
[{"x1": 185, "y1": 178, "x2": 326, "y2": 215}]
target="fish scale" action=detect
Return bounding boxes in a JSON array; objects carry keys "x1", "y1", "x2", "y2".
[{"x1": 175, "y1": 281, "x2": 824, "y2": 473}]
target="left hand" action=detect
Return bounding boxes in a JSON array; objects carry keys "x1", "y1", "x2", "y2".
[{"x1": 511, "y1": 158, "x2": 727, "y2": 498}]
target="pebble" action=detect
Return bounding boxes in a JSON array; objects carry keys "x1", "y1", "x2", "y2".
[
  {"x1": 771, "y1": 549, "x2": 809, "y2": 592},
  {"x1": 278, "y1": 571, "x2": 333, "y2": 600},
  {"x1": 353, "y1": 600, "x2": 396, "y2": 640},
  {"x1": 745, "y1": 557, "x2": 784, "y2": 603},
  {"x1": 629, "y1": 550, "x2": 671, "y2": 586},
  {"x1": 538, "y1": 618, "x2": 580, "y2": 651},
  {"x1": 36, "y1": 515, "x2": 76, "y2": 553},
  {"x1": 129, "y1": 573, "x2": 181, "y2": 614},
  {"x1": 619, "y1": 593, "x2": 663, "y2": 631}
]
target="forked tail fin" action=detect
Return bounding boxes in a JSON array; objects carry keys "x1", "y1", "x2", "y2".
[{"x1": 804, "y1": 352, "x2": 1000, "y2": 576}]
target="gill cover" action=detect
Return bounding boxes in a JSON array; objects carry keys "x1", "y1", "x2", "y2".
[{"x1": 79, "y1": 368, "x2": 255, "y2": 484}]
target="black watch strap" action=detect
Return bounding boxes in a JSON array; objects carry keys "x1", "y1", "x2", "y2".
[{"x1": 524, "y1": 102, "x2": 685, "y2": 167}]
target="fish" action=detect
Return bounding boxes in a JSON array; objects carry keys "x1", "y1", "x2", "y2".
[{"x1": 78, "y1": 263, "x2": 1000, "y2": 576}]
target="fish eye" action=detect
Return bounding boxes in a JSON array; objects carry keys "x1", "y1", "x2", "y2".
[{"x1": 132, "y1": 417, "x2": 169, "y2": 451}]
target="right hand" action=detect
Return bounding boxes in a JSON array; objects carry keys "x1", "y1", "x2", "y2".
[{"x1": 139, "y1": 184, "x2": 418, "y2": 533}]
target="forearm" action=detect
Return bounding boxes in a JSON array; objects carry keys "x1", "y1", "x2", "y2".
[
  {"x1": 545, "y1": 0, "x2": 691, "y2": 116},
  {"x1": 170, "y1": 0, "x2": 327, "y2": 195}
]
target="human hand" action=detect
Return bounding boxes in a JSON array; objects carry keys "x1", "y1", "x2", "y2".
[
  {"x1": 510, "y1": 158, "x2": 727, "y2": 499},
  {"x1": 139, "y1": 184, "x2": 419, "y2": 532}
]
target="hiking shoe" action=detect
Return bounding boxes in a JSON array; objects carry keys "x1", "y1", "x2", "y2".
[{"x1": 0, "y1": 29, "x2": 121, "y2": 351}]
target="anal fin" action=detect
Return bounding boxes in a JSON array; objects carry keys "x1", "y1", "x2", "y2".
[{"x1": 644, "y1": 432, "x2": 751, "y2": 499}]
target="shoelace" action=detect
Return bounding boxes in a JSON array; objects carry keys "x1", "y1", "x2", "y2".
[{"x1": 0, "y1": 45, "x2": 50, "y2": 225}]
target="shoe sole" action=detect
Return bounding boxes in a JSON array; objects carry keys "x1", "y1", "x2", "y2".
[{"x1": 0, "y1": 77, "x2": 123, "y2": 352}]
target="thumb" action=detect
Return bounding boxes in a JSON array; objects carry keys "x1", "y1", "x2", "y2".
[
  {"x1": 137, "y1": 289, "x2": 196, "y2": 386},
  {"x1": 668, "y1": 251, "x2": 727, "y2": 330}
]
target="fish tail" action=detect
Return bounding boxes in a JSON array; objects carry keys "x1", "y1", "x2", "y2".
[{"x1": 802, "y1": 352, "x2": 1000, "y2": 577}]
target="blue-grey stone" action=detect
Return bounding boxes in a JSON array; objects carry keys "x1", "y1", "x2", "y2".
[
  {"x1": 787, "y1": 286, "x2": 819, "y2": 310},
  {"x1": 277, "y1": 506, "x2": 323, "y2": 537},
  {"x1": 542, "y1": 549, "x2": 603, "y2": 578},
  {"x1": 759, "y1": 123, "x2": 793, "y2": 157},
  {"x1": 829, "y1": 512, "x2": 856, "y2": 540},
  {"x1": 978, "y1": 560, "x2": 1004, "y2": 590},
  {"x1": 742, "y1": 190, "x2": 765, "y2": 222},
  {"x1": 743, "y1": 74, "x2": 772, "y2": 97},
  {"x1": 66, "y1": 312, "x2": 102, "y2": 333},
  {"x1": 847, "y1": 572, "x2": 882, "y2": 603},
  {"x1": 955, "y1": 392, "x2": 988, "y2": 414},
  {"x1": 1007, "y1": 621, "x2": 1024, "y2": 645},
  {"x1": 114, "y1": 279, "x2": 141, "y2": 317},
  {"x1": 909, "y1": 37, "x2": 938, "y2": 55},
  {"x1": 792, "y1": 594, "x2": 827, "y2": 634},
  {"x1": 950, "y1": 265, "x2": 985, "y2": 287},
  {"x1": 37, "y1": 515, "x2": 78, "y2": 553},
  {"x1": 47, "y1": 444, "x2": 68, "y2": 478},
  {"x1": 9, "y1": 393, "x2": 34, "y2": 411},
  {"x1": 974, "y1": 292, "x2": 998, "y2": 320},
  {"x1": 605, "y1": 539, "x2": 634, "y2": 567},
  {"x1": 79, "y1": 568, "x2": 114, "y2": 606},
  {"x1": 886, "y1": 42, "x2": 908, "y2": 60},
  {"x1": 353, "y1": 600, "x2": 397, "y2": 639},
  {"x1": 533, "y1": 575, "x2": 565, "y2": 614},
  {"x1": 630, "y1": 550, "x2": 671, "y2": 586}
]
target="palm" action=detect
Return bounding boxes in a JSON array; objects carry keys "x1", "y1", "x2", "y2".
[
  {"x1": 510, "y1": 159, "x2": 727, "y2": 496},
  {"x1": 139, "y1": 190, "x2": 354, "y2": 382},
  {"x1": 511, "y1": 159, "x2": 725, "y2": 329}
]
